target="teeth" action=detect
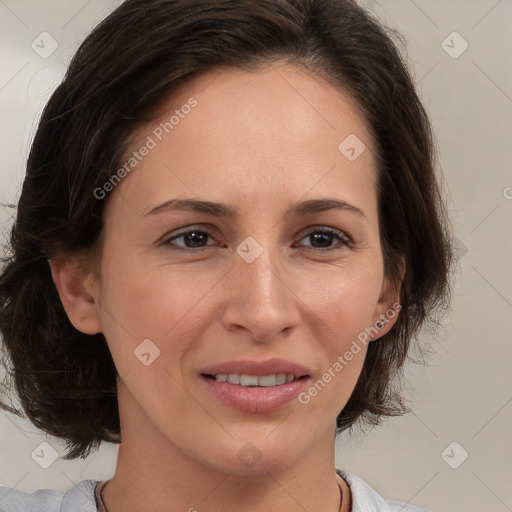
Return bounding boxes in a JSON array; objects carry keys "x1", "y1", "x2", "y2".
[
  {"x1": 226, "y1": 374, "x2": 240, "y2": 384},
  {"x1": 258, "y1": 374, "x2": 278, "y2": 386},
  {"x1": 240, "y1": 374, "x2": 258, "y2": 386},
  {"x1": 214, "y1": 373, "x2": 299, "y2": 387},
  {"x1": 275, "y1": 373, "x2": 286, "y2": 385}
]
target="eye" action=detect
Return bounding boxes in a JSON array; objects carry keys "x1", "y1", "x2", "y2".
[
  {"x1": 294, "y1": 227, "x2": 350, "y2": 251},
  {"x1": 162, "y1": 228, "x2": 217, "y2": 252},
  {"x1": 161, "y1": 226, "x2": 351, "y2": 253}
]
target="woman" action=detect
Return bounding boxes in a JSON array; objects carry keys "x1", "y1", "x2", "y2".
[{"x1": 0, "y1": 0, "x2": 452, "y2": 511}]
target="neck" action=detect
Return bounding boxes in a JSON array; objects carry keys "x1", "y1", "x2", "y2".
[{"x1": 102, "y1": 381, "x2": 348, "y2": 512}]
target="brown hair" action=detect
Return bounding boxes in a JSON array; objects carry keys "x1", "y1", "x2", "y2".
[{"x1": 0, "y1": 0, "x2": 452, "y2": 459}]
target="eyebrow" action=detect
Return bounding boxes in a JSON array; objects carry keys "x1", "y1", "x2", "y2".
[{"x1": 142, "y1": 197, "x2": 366, "y2": 220}]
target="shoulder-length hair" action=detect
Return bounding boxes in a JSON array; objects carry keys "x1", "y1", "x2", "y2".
[{"x1": 0, "y1": 0, "x2": 452, "y2": 459}]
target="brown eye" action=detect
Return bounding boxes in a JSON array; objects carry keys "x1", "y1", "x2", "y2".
[
  {"x1": 296, "y1": 228, "x2": 350, "y2": 251},
  {"x1": 163, "y1": 228, "x2": 217, "y2": 251}
]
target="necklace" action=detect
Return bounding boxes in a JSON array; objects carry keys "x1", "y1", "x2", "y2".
[
  {"x1": 97, "y1": 478, "x2": 344, "y2": 512},
  {"x1": 337, "y1": 479, "x2": 344, "y2": 511},
  {"x1": 97, "y1": 479, "x2": 109, "y2": 512}
]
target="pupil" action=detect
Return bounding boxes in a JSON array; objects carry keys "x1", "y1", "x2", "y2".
[
  {"x1": 311, "y1": 233, "x2": 331, "y2": 247},
  {"x1": 186, "y1": 232, "x2": 207, "y2": 247}
]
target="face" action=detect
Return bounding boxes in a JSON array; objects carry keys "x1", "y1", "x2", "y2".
[{"x1": 83, "y1": 63, "x2": 398, "y2": 474}]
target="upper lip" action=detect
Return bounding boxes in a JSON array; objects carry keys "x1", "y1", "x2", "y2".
[{"x1": 200, "y1": 357, "x2": 310, "y2": 378}]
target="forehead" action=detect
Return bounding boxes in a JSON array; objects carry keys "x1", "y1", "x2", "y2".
[{"x1": 107, "y1": 64, "x2": 378, "y2": 218}]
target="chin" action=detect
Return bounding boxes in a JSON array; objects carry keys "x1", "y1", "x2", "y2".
[{"x1": 196, "y1": 436, "x2": 304, "y2": 476}]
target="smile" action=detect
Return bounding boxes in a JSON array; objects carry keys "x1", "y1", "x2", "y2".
[
  {"x1": 205, "y1": 373, "x2": 307, "y2": 387},
  {"x1": 200, "y1": 373, "x2": 311, "y2": 413}
]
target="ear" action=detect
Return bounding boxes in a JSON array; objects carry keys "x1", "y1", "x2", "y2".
[
  {"x1": 48, "y1": 253, "x2": 102, "y2": 335},
  {"x1": 371, "y1": 257, "x2": 406, "y2": 340}
]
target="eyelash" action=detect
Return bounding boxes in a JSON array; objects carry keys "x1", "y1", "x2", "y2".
[{"x1": 161, "y1": 226, "x2": 351, "y2": 253}]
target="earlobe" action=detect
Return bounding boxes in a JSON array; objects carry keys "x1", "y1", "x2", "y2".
[
  {"x1": 372, "y1": 258, "x2": 405, "y2": 340},
  {"x1": 48, "y1": 255, "x2": 103, "y2": 335}
]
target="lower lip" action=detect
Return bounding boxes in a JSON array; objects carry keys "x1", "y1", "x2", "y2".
[{"x1": 201, "y1": 375, "x2": 310, "y2": 413}]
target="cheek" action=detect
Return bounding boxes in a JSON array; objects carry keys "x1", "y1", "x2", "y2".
[
  {"x1": 95, "y1": 251, "x2": 225, "y2": 380},
  {"x1": 302, "y1": 266, "x2": 380, "y2": 403},
  {"x1": 98, "y1": 251, "x2": 205, "y2": 334},
  {"x1": 307, "y1": 264, "x2": 383, "y2": 339}
]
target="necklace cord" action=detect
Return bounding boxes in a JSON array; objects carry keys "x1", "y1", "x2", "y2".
[{"x1": 98, "y1": 477, "x2": 344, "y2": 512}]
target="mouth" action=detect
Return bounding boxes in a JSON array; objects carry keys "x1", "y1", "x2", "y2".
[
  {"x1": 201, "y1": 373, "x2": 309, "y2": 387},
  {"x1": 198, "y1": 358, "x2": 311, "y2": 413},
  {"x1": 198, "y1": 357, "x2": 312, "y2": 412}
]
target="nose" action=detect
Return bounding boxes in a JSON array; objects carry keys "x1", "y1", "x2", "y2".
[{"x1": 220, "y1": 241, "x2": 301, "y2": 343}]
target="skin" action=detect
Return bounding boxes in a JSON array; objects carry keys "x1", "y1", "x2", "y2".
[{"x1": 50, "y1": 62, "x2": 402, "y2": 512}]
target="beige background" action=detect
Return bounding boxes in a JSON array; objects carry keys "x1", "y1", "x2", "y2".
[{"x1": 0, "y1": 1, "x2": 511, "y2": 511}]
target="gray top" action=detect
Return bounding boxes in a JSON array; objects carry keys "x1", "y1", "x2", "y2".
[{"x1": 0, "y1": 469, "x2": 433, "y2": 511}]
